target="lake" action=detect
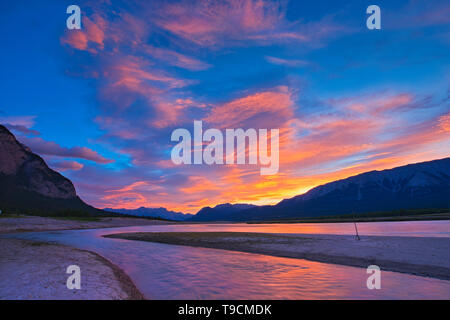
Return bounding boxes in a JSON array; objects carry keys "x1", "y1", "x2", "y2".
[{"x1": 8, "y1": 220, "x2": 450, "y2": 299}]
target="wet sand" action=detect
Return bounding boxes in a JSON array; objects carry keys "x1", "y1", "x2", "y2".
[{"x1": 105, "y1": 232, "x2": 450, "y2": 281}]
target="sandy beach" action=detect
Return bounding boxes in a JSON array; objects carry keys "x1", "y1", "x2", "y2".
[
  {"x1": 105, "y1": 232, "x2": 450, "y2": 281},
  {"x1": 0, "y1": 215, "x2": 169, "y2": 299}
]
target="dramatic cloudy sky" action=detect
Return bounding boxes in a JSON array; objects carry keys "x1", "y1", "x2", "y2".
[{"x1": 1, "y1": 0, "x2": 449, "y2": 213}]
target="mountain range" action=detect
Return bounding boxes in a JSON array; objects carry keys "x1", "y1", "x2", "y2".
[
  {"x1": 104, "y1": 207, "x2": 193, "y2": 221},
  {"x1": 1, "y1": 123, "x2": 449, "y2": 221},
  {"x1": 187, "y1": 158, "x2": 450, "y2": 221},
  {"x1": 188, "y1": 203, "x2": 257, "y2": 221}
]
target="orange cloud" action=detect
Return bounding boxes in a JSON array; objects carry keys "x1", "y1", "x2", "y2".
[
  {"x1": 156, "y1": 91, "x2": 449, "y2": 213},
  {"x1": 439, "y1": 114, "x2": 450, "y2": 132},
  {"x1": 205, "y1": 86, "x2": 294, "y2": 128},
  {"x1": 179, "y1": 176, "x2": 223, "y2": 194},
  {"x1": 57, "y1": 3, "x2": 449, "y2": 214},
  {"x1": 108, "y1": 181, "x2": 150, "y2": 193}
]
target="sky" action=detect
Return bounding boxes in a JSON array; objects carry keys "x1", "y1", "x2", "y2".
[{"x1": 0, "y1": 0, "x2": 449, "y2": 214}]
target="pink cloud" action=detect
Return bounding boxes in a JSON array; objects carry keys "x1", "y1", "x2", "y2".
[
  {"x1": 20, "y1": 136, "x2": 113, "y2": 164},
  {"x1": 107, "y1": 55, "x2": 191, "y2": 92},
  {"x1": 144, "y1": 45, "x2": 211, "y2": 71},
  {"x1": 329, "y1": 92, "x2": 416, "y2": 115},
  {"x1": 61, "y1": 15, "x2": 106, "y2": 54},
  {"x1": 97, "y1": 55, "x2": 194, "y2": 123},
  {"x1": 55, "y1": 1, "x2": 450, "y2": 214},
  {"x1": 0, "y1": 116, "x2": 36, "y2": 128},
  {"x1": 151, "y1": 97, "x2": 208, "y2": 128},
  {"x1": 50, "y1": 160, "x2": 84, "y2": 172},
  {"x1": 101, "y1": 180, "x2": 167, "y2": 209},
  {"x1": 205, "y1": 86, "x2": 295, "y2": 129},
  {"x1": 152, "y1": 0, "x2": 327, "y2": 46}
]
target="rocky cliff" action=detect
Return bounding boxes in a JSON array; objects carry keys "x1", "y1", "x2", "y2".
[{"x1": 0, "y1": 125, "x2": 100, "y2": 215}]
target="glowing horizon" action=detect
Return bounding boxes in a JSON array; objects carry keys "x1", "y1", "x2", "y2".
[{"x1": 1, "y1": 0, "x2": 449, "y2": 214}]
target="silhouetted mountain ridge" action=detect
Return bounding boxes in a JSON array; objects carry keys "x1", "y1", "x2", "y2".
[
  {"x1": 189, "y1": 158, "x2": 450, "y2": 221},
  {"x1": 104, "y1": 207, "x2": 193, "y2": 221},
  {"x1": 188, "y1": 203, "x2": 257, "y2": 221}
]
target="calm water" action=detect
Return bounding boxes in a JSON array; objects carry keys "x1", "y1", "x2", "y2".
[{"x1": 7, "y1": 220, "x2": 450, "y2": 299}]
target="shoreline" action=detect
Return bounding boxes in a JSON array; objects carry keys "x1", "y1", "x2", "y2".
[
  {"x1": 0, "y1": 215, "x2": 173, "y2": 235},
  {"x1": 105, "y1": 232, "x2": 450, "y2": 281},
  {"x1": 0, "y1": 238, "x2": 146, "y2": 300},
  {"x1": 80, "y1": 246, "x2": 146, "y2": 300},
  {"x1": 0, "y1": 216, "x2": 153, "y2": 300},
  {"x1": 244, "y1": 212, "x2": 450, "y2": 224}
]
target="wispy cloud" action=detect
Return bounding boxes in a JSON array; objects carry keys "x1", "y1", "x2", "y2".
[
  {"x1": 49, "y1": 160, "x2": 84, "y2": 172},
  {"x1": 20, "y1": 136, "x2": 113, "y2": 164},
  {"x1": 151, "y1": 0, "x2": 348, "y2": 47},
  {"x1": 0, "y1": 116, "x2": 36, "y2": 128},
  {"x1": 50, "y1": 0, "x2": 450, "y2": 213},
  {"x1": 4, "y1": 124, "x2": 40, "y2": 136},
  {"x1": 205, "y1": 86, "x2": 295, "y2": 128},
  {"x1": 265, "y1": 56, "x2": 309, "y2": 67}
]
